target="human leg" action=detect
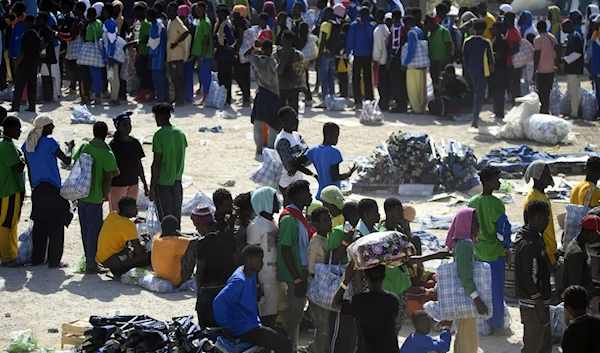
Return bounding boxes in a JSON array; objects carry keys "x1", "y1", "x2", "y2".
[
  {"x1": 218, "y1": 59, "x2": 234, "y2": 105},
  {"x1": 352, "y1": 56, "x2": 363, "y2": 106},
  {"x1": 234, "y1": 59, "x2": 251, "y2": 103},
  {"x1": 319, "y1": 55, "x2": 330, "y2": 99},
  {"x1": 25, "y1": 70, "x2": 37, "y2": 110},
  {"x1": 78, "y1": 65, "x2": 92, "y2": 101},
  {"x1": 377, "y1": 63, "x2": 390, "y2": 111},
  {"x1": 171, "y1": 180, "x2": 183, "y2": 228},
  {"x1": 487, "y1": 256, "x2": 506, "y2": 329},
  {"x1": 11, "y1": 70, "x2": 27, "y2": 110},
  {"x1": 279, "y1": 284, "x2": 306, "y2": 350},
  {"x1": 102, "y1": 250, "x2": 151, "y2": 277},
  {"x1": 152, "y1": 69, "x2": 167, "y2": 102},
  {"x1": 489, "y1": 70, "x2": 506, "y2": 118},
  {"x1": 31, "y1": 218, "x2": 49, "y2": 265},
  {"x1": 567, "y1": 74, "x2": 580, "y2": 117},
  {"x1": 309, "y1": 301, "x2": 333, "y2": 353},
  {"x1": 454, "y1": 318, "x2": 479, "y2": 353},
  {"x1": 155, "y1": 184, "x2": 174, "y2": 223},
  {"x1": 199, "y1": 58, "x2": 212, "y2": 96},
  {"x1": 89, "y1": 66, "x2": 103, "y2": 96},
  {"x1": 253, "y1": 119, "x2": 264, "y2": 153},
  {"x1": 520, "y1": 306, "x2": 551, "y2": 353},
  {"x1": 46, "y1": 214, "x2": 65, "y2": 268},
  {"x1": 108, "y1": 186, "x2": 129, "y2": 212},
  {"x1": 238, "y1": 326, "x2": 293, "y2": 353},
  {"x1": 179, "y1": 239, "x2": 197, "y2": 285},
  {"x1": 109, "y1": 63, "x2": 120, "y2": 102},
  {"x1": 537, "y1": 73, "x2": 554, "y2": 114},
  {"x1": 78, "y1": 201, "x2": 103, "y2": 269},
  {"x1": 267, "y1": 125, "x2": 277, "y2": 148},
  {"x1": 471, "y1": 76, "x2": 487, "y2": 128},
  {"x1": 170, "y1": 61, "x2": 185, "y2": 104},
  {"x1": 406, "y1": 68, "x2": 426, "y2": 114},
  {"x1": 0, "y1": 193, "x2": 20, "y2": 263},
  {"x1": 184, "y1": 60, "x2": 194, "y2": 103}
]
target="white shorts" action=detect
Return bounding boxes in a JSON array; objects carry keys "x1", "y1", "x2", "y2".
[{"x1": 258, "y1": 283, "x2": 281, "y2": 317}]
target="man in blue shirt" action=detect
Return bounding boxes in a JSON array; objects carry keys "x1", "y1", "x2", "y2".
[
  {"x1": 8, "y1": 2, "x2": 26, "y2": 62},
  {"x1": 400, "y1": 311, "x2": 452, "y2": 353},
  {"x1": 147, "y1": 8, "x2": 168, "y2": 103},
  {"x1": 346, "y1": 7, "x2": 375, "y2": 110},
  {"x1": 213, "y1": 245, "x2": 292, "y2": 353}
]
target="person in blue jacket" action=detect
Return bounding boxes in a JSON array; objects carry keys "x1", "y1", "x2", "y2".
[
  {"x1": 400, "y1": 311, "x2": 452, "y2": 353},
  {"x1": 147, "y1": 8, "x2": 168, "y2": 103},
  {"x1": 8, "y1": 2, "x2": 27, "y2": 63},
  {"x1": 590, "y1": 16, "x2": 600, "y2": 118},
  {"x1": 346, "y1": 6, "x2": 375, "y2": 110}
]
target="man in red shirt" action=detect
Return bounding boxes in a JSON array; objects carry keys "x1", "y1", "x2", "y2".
[{"x1": 505, "y1": 12, "x2": 522, "y2": 105}]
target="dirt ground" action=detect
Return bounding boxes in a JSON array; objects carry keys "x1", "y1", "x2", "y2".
[{"x1": 0, "y1": 76, "x2": 593, "y2": 352}]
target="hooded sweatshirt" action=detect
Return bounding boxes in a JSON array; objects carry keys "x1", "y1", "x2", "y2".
[
  {"x1": 548, "y1": 5, "x2": 562, "y2": 43},
  {"x1": 513, "y1": 226, "x2": 552, "y2": 307},
  {"x1": 400, "y1": 330, "x2": 452, "y2": 353},
  {"x1": 586, "y1": 5, "x2": 600, "y2": 39},
  {"x1": 518, "y1": 11, "x2": 538, "y2": 40}
]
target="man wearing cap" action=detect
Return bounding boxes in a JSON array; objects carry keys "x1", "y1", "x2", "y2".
[
  {"x1": 193, "y1": 203, "x2": 236, "y2": 328},
  {"x1": 152, "y1": 215, "x2": 197, "y2": 287},
  {"x1": 320, "y1": 185, "x2": 345, "y2": 228},
  {"x1": 562, "y1": 214, "x2": 600, "y2": 313}
]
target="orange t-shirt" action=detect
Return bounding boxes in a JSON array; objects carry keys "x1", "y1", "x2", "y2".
[{"x1": 151, "y1": 234, "x2": 191, "y2": 286}]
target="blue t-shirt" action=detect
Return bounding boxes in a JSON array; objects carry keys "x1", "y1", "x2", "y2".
[
  {"x1": 305, "y1": 144, "x2": 343, "y2": 200},
  {"x1": 22, "y1": 137, "x2": 61, "y2": 188}
]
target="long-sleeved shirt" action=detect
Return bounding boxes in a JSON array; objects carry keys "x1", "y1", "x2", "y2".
[
  {"x1": 514, "y1": 226, "x2": 552, "y2": 306},
  {"x1": 292, "y1": 18, "x2": 308, "y2": 51},
  {"x1": 524, "y1": 189, "x2": 557, "y2": 263},
  {"x1": 57, "y1": 15, "x2": 84, "y2": 42},
  {"x1": 103, "y1": 18, "x2": 118, "y2": 62},
  {"x1": 463, "y1": 35, "x2": 494, "y2": 79},
  {"x1": 8, "y1": 16, "x2": 25, "y2": 60},
  {"x1": 402, "y1": 26, "x2": 424, "y2": 66},
  {"x1": 372, "y1": 23, "x2": 389, "y2": 65},
  {"x1": 453, "y1": 239, "x2": 478, "y2": 297},
  {"x1": 562, "y1": 240, "x2": 600, "y2": 296},
  {"x1": 565, "y1": 31, "x2": 584, "y2": 75},
  {"x1": 148, "y1": 21, "x2": 167, "y2": 71},
  {"x1": 212, "y1": 267, "x2": 261, "y2": 337},
  {"x1": 346, "y1": 18, "x2": 375, "y2": 57},
  {"x1": 400, "y1": 330, "x2": 452, "y2": 353}
]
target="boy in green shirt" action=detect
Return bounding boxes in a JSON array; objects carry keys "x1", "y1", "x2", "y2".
[
  {"x1": 149, "y1": 103, "x2": 188, "y2": 228},
  {"x1": 133, "y1": 2, "x2": 155, "y2": 102},
  {"x1": 0, "y1": 117, "x2": 25, "y2": 266},
  {"x1": 73, "y1": 121, "x2": 119, "y2": 274},
  {"x1": 192, "y1": 2, "x2": 214, "y2": 101}
]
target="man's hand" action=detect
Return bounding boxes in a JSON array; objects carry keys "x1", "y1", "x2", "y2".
[
  {"x1": 287, "y1": 168, "x2": 297, "y2": 177},
  {"x1": 294, "y1": 280, "x2": 306, "y2": 297},
  {"x1": 197, "y1": 58, "x2": 204, "y2": 67},
  {"x1": 440, "y1": 320, "x2": 452, "y2": 328},
  {"x1": 349, "y1": 164, "x2": 358, "y2": 175},
  {"x1": 401, "y1": 65, "x2": 407, "y2": 71},
  {"x1": 474, "y1": 297, "x2": 488, "y2": 316},
  {"x1": 343, "y1": 260, "x2": 356, "y2": 284},
  {"x1": 108, "y1": 58, "x2": 115, "y2": 67},
  {"x1": 149, "y1": 189, "x2": 156, "y2": 202},
  {"x1": 257, "y1": 284, "x2": 264, "y2": 301},
  {"x1": 143, "y1": 185, "x2": 150, "y2": 197},
  {"x1": 538, "y1": 306, "x2": 550, "y2": 326},
  {"x1": 171, "y1": 42, "x2": 179, "y2": 49},
  {"x1": 435, "y1": 250, "x2": 452, "y2": 259}
]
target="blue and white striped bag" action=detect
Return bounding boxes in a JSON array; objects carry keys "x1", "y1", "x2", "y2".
[
  {"x1": 60, "y1": 153, "x2": 93, "y2": 201},
  {"x1": 437, "y1": 261, "x2": 493, "y2": 320}
]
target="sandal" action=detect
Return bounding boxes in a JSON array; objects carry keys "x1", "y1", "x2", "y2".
[{"x1": 49, "y1": 262, "x2": 69, "y2": 269}]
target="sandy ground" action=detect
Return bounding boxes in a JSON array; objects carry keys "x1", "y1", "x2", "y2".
[{"x1": 0, "y1": 75, "x2": 594, "y2": 352}]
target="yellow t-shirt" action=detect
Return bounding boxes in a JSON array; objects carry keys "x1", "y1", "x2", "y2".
[
  {"x1": 569, "y1": 181, "x2": 600, "y2": 207},
  {"x1": 96, "y1": 212, "x2": 139, "y2": 263},
  {"x1": 319, "y1": 21, "x2": 332, "y2": 54},
  {"x1": 483, "y1": 12, "x2": 496, "y2": 40},
  {"x1": 331, "y1": 214, "x2": 344, "y2": 229},
  {"x1": 151, "y1": 234, "x2": 191, "y2": 286},
  {"x1": 524, "y1": 189, "x2": 557, "y2": 263},
  {"x1": 167, "y1": 17, "x2": 190, "y2": 62}
]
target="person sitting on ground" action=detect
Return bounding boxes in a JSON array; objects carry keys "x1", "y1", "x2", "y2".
[
  {"x1": 561, "y1": 285, "x2": 600, "y2": 353},
  {"x1": 213, "y1": 245, "x2": 293, "y2": 353},
  {"x1": 400, "y1": 310, "x2": 452, "y2": 353},
  {"x1": 151, "y1": 215, "x2": 197, "y2": 287},
  {"x1": 96, "y1": 196, "x2": 150, "y2": 277},
  {"x1": 436, "y1": 64, "x2": 472, "y2": 116},
  {"x1": 570, "y1": 156, "x2": 600, "y2": 208}
]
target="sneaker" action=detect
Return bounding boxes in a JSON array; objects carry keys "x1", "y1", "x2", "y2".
[
  {"x1": 85, "y1": 266, "x2": 110, "y2": 274},
  {"x1": 314, "y1": 102, "x2": 327, "y2": 109}
]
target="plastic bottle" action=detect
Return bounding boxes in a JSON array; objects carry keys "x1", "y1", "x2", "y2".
[
  {"x1": 107, "y1": 67, "x2": 115, "y2": 80},
  {"x1": 298, "y1": 92, "x2": 305, "y2": 115},
  {"x1": 499, "y1": 179, "x2": 513, "y2": 193}
]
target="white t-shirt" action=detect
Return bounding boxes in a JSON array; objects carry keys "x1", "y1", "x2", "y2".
[
  {"x1": 247, "y1": 216, "x2": 279, "y2": 284},
  {"x1": 275, "y1": 130, "x2": 307, "y2": 188}
]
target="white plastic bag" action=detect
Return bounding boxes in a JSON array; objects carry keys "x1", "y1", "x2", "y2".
[
  {"x1": 325, "y1": 96, "x2": 346, "y2": 111},
  {"x1": 523, "y1": 114, "x2": 572, "y2": 145},
  {"x1": 204, "y1": 72, "x2": 227, "y2": 110},
  {"x1": 498, "y1": 92, "x2": 541, "y2": 140},
  {"x1": 581, "y1": 88, "x2": 598, "y2": 121},
  {"x1": 181, "y1": 190, "x2": 215, "y2": 216},
  {"x1": 71, "y1": 105, "x2": 97, "y2": 124},
  {"x1": 549, "y1": 81, "x2": 563, "y2": 116},
  {"x1": 359, "y1": 100, "x2": 383, "y2": 125},
  {"x1": 550, "y1": 303, "x2": 565, "y2": 341}
]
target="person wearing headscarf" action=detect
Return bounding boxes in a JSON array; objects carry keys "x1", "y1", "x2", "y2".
[
  {"x1": 518, "y1": 11, "x2": 537, "y2": 91},
  {"x1": 262, "y1": 1, "x2": 277, "y2": 35},
  {"x1": 112, "y1": 0, "x2": 124, "y2": 35},
  {"x1": 246, "y1": 186, "x2": 280, "y2": 326},
  {"x1": 92, "y1": 1, "x2": 103, "y2": 18},
  {"x1": 548, "y1": 5, "x2": 562, "y2": 44},
  {"x1": 21, "y1": 115, "x2": 73, "y2": 268},
  {"x1": 586, "y1": 4, "x2": 600, "y2": 40},
  {"x1": 523, "y1": 160, "x2": 557, "y2": 264},
  {"x1": 446, "y1": 207, "x2": 487, "y2": 353},
  {"x1": 498, "y1": 3, "x2": 512, "y2": 17}
]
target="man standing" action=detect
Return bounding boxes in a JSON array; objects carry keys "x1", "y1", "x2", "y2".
[
  {"x1": 277, "y1": 179, "x2": 313, "y2": 351},
  {"x1": 215, "y1": 5, "x2": 235, "y2": 105},
  {"x1": 149, "y1": 103, "x2": 188, "y2": 228},
  {"x1": 291, "y1": 2, "x2": 311, "y2": 103},
  {"x1": 73, "y1": 122, "x2": 119, "y2": 274},
  {"x1": 346, "y1": 7, "x2": 375, "y2": 110},
  {"x1": 316, "y1": 7, "x2": 336, "y2": 108},
  {"x1": 425, "y1": 15, "x2": 452, "y2": 93},
  {"x1": 463, "y1": 20, "x2": 494, "y2": 129},
  {"x1": 192, "y1": 2, "x2": 213, "y2": 103},
  {"x1": 233, "y1": 5, "x2": 251, "y2": 106},
  {"x1": 147, "y1": 8, "x2": 168, "y2": 103},
  {"x1": 373, "y1": 8, "x2": 390, "y2": 111},
  {"x1": 0, "y1": 117, "x2": 25, "y2": 267},
  {"x1": 477, "y1": 2, "x2": 496, "y2": 40},
  {"x1": 534, "y1": 21, "x2": 558, "y2": 114},
  {"x1": 388, "y1": 9, "x2": 408, "y2": 113},
  {"x1": 133, "y1": 2, "x2": 154, "y2": 102},
  {"x1": 8, "y1": 2, "x2": 27, "y2": 73},
  {"x1": 102, "y1": 3, "x2": 121, "y2": 106},
  {"x1": 10, "y1": 14, "x2": 39, "y2": 113},
  {"x1": 166, "y1": 2, "x2": 190, "y2": 106},
  {"x1": 563, "y1": 19, "x2": 584, "y2": 119},
  {"x1": 489, "y1": 21, "x2": 508, "y2": 119},
  {"x1": 505, "y1": 12, "x2": 522, "y2": 105},
  {"x1": 274, "y1": 31, "x2": 305, "y2": 111}
]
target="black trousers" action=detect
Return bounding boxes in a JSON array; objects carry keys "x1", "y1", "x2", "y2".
[
  {"x1": 196, "y1": 284, "x2": 225, "y2": 328},
  {"x1": 102, "y1": 250, "x2": 151, "y2": 277},
  {"x1": 218, "y1": 59, "x2": 234, "y2": 105},
  {"x1": 536, "y1": 72, "x2": 555, "y2": 114},
  {"x1": 155, "y1": 180, "x2": 183, "y2": 229},
  {"x1": 507, "y1": 66, "x2": 522, "y2": 105},
  {"x1": 234, "y1": 59, "x2": 251, "y2": 103},
  {"x1": 65, "y1": 59, "x2": 77, "y2": 90},
  {"x1": 377, "y1": 64, "x2": 390, "y2": 111},
  {"x1": 238, "y1": 326, "x2": 293, "y2": 353},
  {"x1": 390, "y1": 62, "x2": 408, "y2": 112},
  {"x1": 168, "y1": 60, "x2": 185, "y2": 104},
  {"x1": 304, "y1": 67, "x2": 312, "y2": 101},
  {"x1": 430, "y1": 60, "x2": 445, "y2": 91},
  {"x1": 336, "y1": 58, "x2": 349, "y2": 98},
  {"x1": 136, "y1": 54, "x2": 154, "y2": 90},
  {"x1": 79, "y1": 64, "x2": 92, "y2": 100},
  {"x1": 520, "y1": 306, "x2": 552, "y2": 353},
  {"x1": 179, "y1": 240, "x2": 197, "y2": 285},
  {"x1": 280, "y1": 88, "x2": 299, "y2": 111},
  {"x1": 31, "y1": 183, "x2": 65, "y2": 267},
  {"x1": 12, "y1": 67, "x2": 37, "y2": 110},
  {"x1": 352, "y1": 56, "x2": 373, "y2": 106},
  {"x1": 0, "y1": 57, "x2": 7, "y2": 90},
  {"x1": 489, "y1": 69, "x2": 507, "y2": 118}
]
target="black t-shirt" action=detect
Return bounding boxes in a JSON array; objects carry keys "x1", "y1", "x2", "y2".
[
  {"x1": 561, "y1": 315, "x2": 600, "y2": 353},
  {"x1": 39, "y1": 26, "x2": 58, "y2": 64},
  {"x1": 492, "y1": 34, "x2": 508, "y2": 72},
  {"x1": 341, "y1": 290, "x2": 399, "y2": 353},
  {"x1": 442, "y1": 75, "x2": 469, "y2": 96},
  {"x1": 20, "y1": 29, "x2": 41, "y2": 69},
  {"x1": 196, "y1": 231, "x2": 236, "y2": 285},
  {"x1": 564, "y1": 32, "x2": 584, "y2": 75},
  {"x1": 109, "y1": 137, "x2": 145, "y2": 187}
]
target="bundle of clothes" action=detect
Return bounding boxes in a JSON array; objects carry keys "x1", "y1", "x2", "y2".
[{"x1": 356, "y1": 132, "x2": 480, "y2": 192}]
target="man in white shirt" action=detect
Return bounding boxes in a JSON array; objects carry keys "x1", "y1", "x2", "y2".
[{"x1": 373, "y1": 8, "x2": 390, "y2": 112}]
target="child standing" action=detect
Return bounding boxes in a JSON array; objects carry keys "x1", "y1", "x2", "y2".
[{"x1": 400, "y1": 310, "x2": 451, "y2": 353}]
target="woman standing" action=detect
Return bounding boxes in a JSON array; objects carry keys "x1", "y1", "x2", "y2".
[{"x1": 108, "y1": 112, "x2": 149, "y2": 212}]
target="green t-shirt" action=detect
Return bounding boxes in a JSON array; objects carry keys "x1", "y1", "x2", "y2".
[
  {"x1": 378, "y1": 224, "x2": 412, "y2": 294},
  {"x1": 468, "y1": 194, "x2": 506, "y2": 262},
  {"x1": 327, "y1": 225, "x2": 347, "y2": 264},
  {"x1": 73, "y1": 139, "x2": 119, "y2": 204},
  {"x1": 427, "y1": 26, "x2": 452, "y2": 62},
  {"x1": 453, "y1": 239, "x2": 477, "y2": 295},
  {"x1": 192, "y1": 17, "x2": 213, "y2": 59},
  {"x1": 277, "y1": 214, "x2": 309, "y2": 283},
  {"x1": 85, "y1": 20, "x2": 103, "y2": 42},
  {"x1": 152, "y1": 126, "x2": 188, "y2": 186},
  {"x1": 0, "y1": 139, "x2": 25, "y2": 199},
  {"x1": 138, "y1": 19, "x2": 152, "y2": 56}
]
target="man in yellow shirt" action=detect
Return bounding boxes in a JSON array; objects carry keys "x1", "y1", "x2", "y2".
[
  {"x1": 152, "y1": 215, "x2": 197, "y2": 287},
  {"x1": 96, "y1": 196, "x2": 150, "y2": 277},
  {"x1": 523, "y1": 161, "x2": 557, "y2": 263},
  {"x1": 570, "y1": 157, "x2": 600, "y2": 207},
  {"x1": 477, "y1": 2, "x2": 496, "y2": 40}
]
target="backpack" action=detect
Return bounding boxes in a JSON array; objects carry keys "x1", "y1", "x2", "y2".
[{"x1": 325, "y1": 20, "x2": 341, "y2": 54}]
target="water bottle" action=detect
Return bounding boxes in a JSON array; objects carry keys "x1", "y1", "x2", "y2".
[
  {"x1": 298, "y1": 92, "x2": 305, "y2": 115},
  {"x1": 107, "y1": 67, "x2": 115, "y2": 80}
]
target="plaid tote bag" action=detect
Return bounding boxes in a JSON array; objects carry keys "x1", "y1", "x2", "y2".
[
  {"x1": 60, "y1": 152, "x2": 94, "y2": 201},
  {"x1": 250, "y1": 148, "x2": 283, "y2": 189},
  {"x1": 564, "y1": 186, "x2": 596, "y2": 246},
  {"x1": 437, "y1": 261, "x2": 493, "y2": 320},
  {"x1": 66, "y1": 35, "x2": 84, "y2": 60},
  {"x1": 77, "y1": 29, "x2": 104, "y2": 68},
  {"x1": 307, "y1": 252, "x2": 353, "y2": 310}
]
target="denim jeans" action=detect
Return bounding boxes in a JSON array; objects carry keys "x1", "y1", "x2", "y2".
[
  {"x1": 470, "y1": 75, "x2": 488, "y2": 128},
  {"x1": 253, "y1": 120, "x2": 277, "y2": 151},
  {"x1": 152, "y1": 69, "x2": 167, "y2": 102},
  {"x1": 78, "y1": 201, "x2": 103, "y2": 268},
  {"x1": 319, "y1": 53, "x2": 335, "y2": 99},
  {"x1": 279, "y1": 283, "x2": 307, "y2": 350},
  {"x1": 198, "y1": 58, "x2": 212, "y2": 96}
]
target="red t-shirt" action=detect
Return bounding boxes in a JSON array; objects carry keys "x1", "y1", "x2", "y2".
[{"x1": 506, "y1": 27, "x2": 522, "y2": 67}]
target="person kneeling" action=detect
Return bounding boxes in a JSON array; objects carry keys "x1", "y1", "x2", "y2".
[
  {"x1": 152, "y1": 215, "x2": 198, "y2": 287},
  {"x1": 96, "y1": 196, "x2": 150, "y2": 277},
  {"x1": 213, "y1": 245, "x2": 293, "y2": 353}
]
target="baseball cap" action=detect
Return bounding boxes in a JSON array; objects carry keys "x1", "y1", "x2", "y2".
[
  {"x1": 581, "y1": 215, "x2": 600, "y2": 231},
  {"x1": 321, "y1": 186, "x2": 344, "y2": 211},
  {"x1": 384, "y1": 12, "x2": 393, "y2": 20}
]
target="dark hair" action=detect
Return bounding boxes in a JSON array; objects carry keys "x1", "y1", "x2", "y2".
[
  {"x1": 262, "y1": 39, "x2": 273, "y2": 51},
  {"x1": 168, "y1": 1, "x2": 179, "y2": 10},
  {"x1": 146, "y1": 7, "x2": 159, "y2": 18},
  {"x1": 292, "y1": 1, "x2": 303, "y2": 10},
  {"x1": 504, "y1": 11, "x2": 515, "y2": 22},
  {"x1": 152, "y1": 102, "x2": 174, "y2": 115},
  {"x1": 103, "y1": 3, "x2": 115, "y2": 17},
  {"x1": 375, "y1": 7, "x2": 385, "y2": 20},
  {"x1": 492, "y1": 21, "x2": 503, "y2": 30},
  {"x1": 134, "y1": 2, "x2": 148, "y2": 11},
  {"x1": 118, "y1": 196, "x2": 137, "y2": 212},
  {"x1": 411, "y1": 310, "x2": 430, "y2": 326},
  {"x1": 468, "y1": 6, "x2": 479, "y2": 17},
  {"x1": 24, "y1": 14, "x2": 35, "y2": 25},
  {"x1": 342, "y1": 201, "x2": 358, "y2": 220},
  {"x1": 61, "y1": 0, "x2": 74, "y2": 8},
  {"x1": 435, "y1": 3, "x2": 448, "y2": 14},
  {"x1": 383, "y1": 197, "x2": 403, "y2": 213},
  {"x1": 287, "y1": 180, "x2": 310, "y2": 199},
  {"x1": 311, "y1": 206, "x2": 331, "y2": 224},
  {"x1": 357, "y1": 198, "x2": 378, "y2": 218},
  {"x1": 536, "y1": 20, "x2": 547, "y2": 33},
  {"x1": 154, "y1": 1, "x2": 166, "y2": 13},
  {"x1": 442, "y1": 0, "x2": 452, "y2": 9},
  {"x1": 234, "y1": 192, "x2": 253, "y2": 216},
  {"x1": 392, "y1": 8, "x2": 402, "y2": 19},
  {"x1": 161, "y1": 215, "x2": 179, "y2": 235},
  {"x1": 2, "y1": 116, "x2": 20, "y2": 130},
  {"x1": 12, "y1": 1, "x2": 27, "y2": 13},
  {"x1": 323, "y1": 122, "x2": 339, "y2": 136},
  {"x1": 87, "y1": 7, "x2": 97, "y2": 17},
  {"x1": 37, "y1": 11, "x2": 50, "y2": 22},
  {"x1": 587, "y1": 156, "x2": 600, "y2": 173},
  {"x1": 0, "y1": 106, "x2": 7, "y2": 124},
  {"x1": 403, "y1": 15, "x2": 416, "y2": 25},
  {"x1": 242, "y1": 244, "x2": 264, "y2": 259},
  {"x1": 364, "y1": 264, "x2": 386, "y2": 283},
  {"x1": 213, "y1": 188, "x2": 233, "y2": 207},
  {"x1": 197, "y1": 1, "x2": 207, "y2": 9},
  {"x1": 478, "y1": 166, "x2": 501, "y2": 182},
  {"x1": 473, "y1": 19, "x2": 487, "y2": 32},
  {"x1": 74, "y1": 1, "x2": 87, "y2": 12},
  {"x1": 93, "y1": 121, "x2": 108, "y2": 139},
  {"x1": 444, "y1": 63, "x2": 455, "y2": 74},
  {"x1": 525, "y1": 200, "x2": 550, "y2": 221},
  {"x1": 563, "y1": 285, "x2": 589, "y2": 311},
  {"x1": 258, "y1": 12, "x2": 269, "y2": 21},
  {"x1": 282, "y1": 29, "x2": 296, "y2": 42},
  {"x1": 277, "y1": 11, "x2": 288, "y2": 18},
  {"x1": 278, "y1": 106, "x2": 297, "y2": 120},
  {"x1": 323, "y1": 6, "x2": 333, "y2": 15},
  {"x1": 217, "y1": 4, "x2": 229, "y2": 14}
]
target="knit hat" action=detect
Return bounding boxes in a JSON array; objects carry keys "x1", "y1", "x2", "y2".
[
  {"x1": 191, "y1": 204, "x2": 215, "y2": 224},
  {"x1": 581, "y1": 215, "x2": 600, "y2": 231},
  {"x1": 320, "y1": 186, "x2": 344, "y2": 211}
]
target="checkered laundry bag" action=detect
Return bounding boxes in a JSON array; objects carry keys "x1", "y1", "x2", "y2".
[
  {"x1": 66, "y1": 35, "x2": 84, "y2": 60},
  {"x1": 563, "y1": 187, "x2": 595, "y2": 247},
  {"x1": 60, "y1": 153, "x2": 94, "y2": 201},
  {"x1": 307, "y1": 261, "x2": 353, "y2": 310},
  {"x1": 549, "y1": 80, "x2": 563, "y2": 116},
  {"x1": 477, "y1": 303, "x2": 511, "y2": 336},
  {"x1": 437, "y1": 261, "x2": 493, "y2": 320},
  {"x1": 250, "y1": 148, "x2": 283, "y2": 189},
  {"x1": 76, "y1": 40, "x2": 104, "y2": 68},
  {"x1": 301, "y1": 34, "x2": 319, "y2": 62},
  {"x1": 17, "y1": 223, "x2": 33, "y2": 264},
  {"x1": 401, "y1": 39, "x2": 430, "y2": 69},
  {"x1": 204, "y1": 72, "x2": 227, "y2": 110}
]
